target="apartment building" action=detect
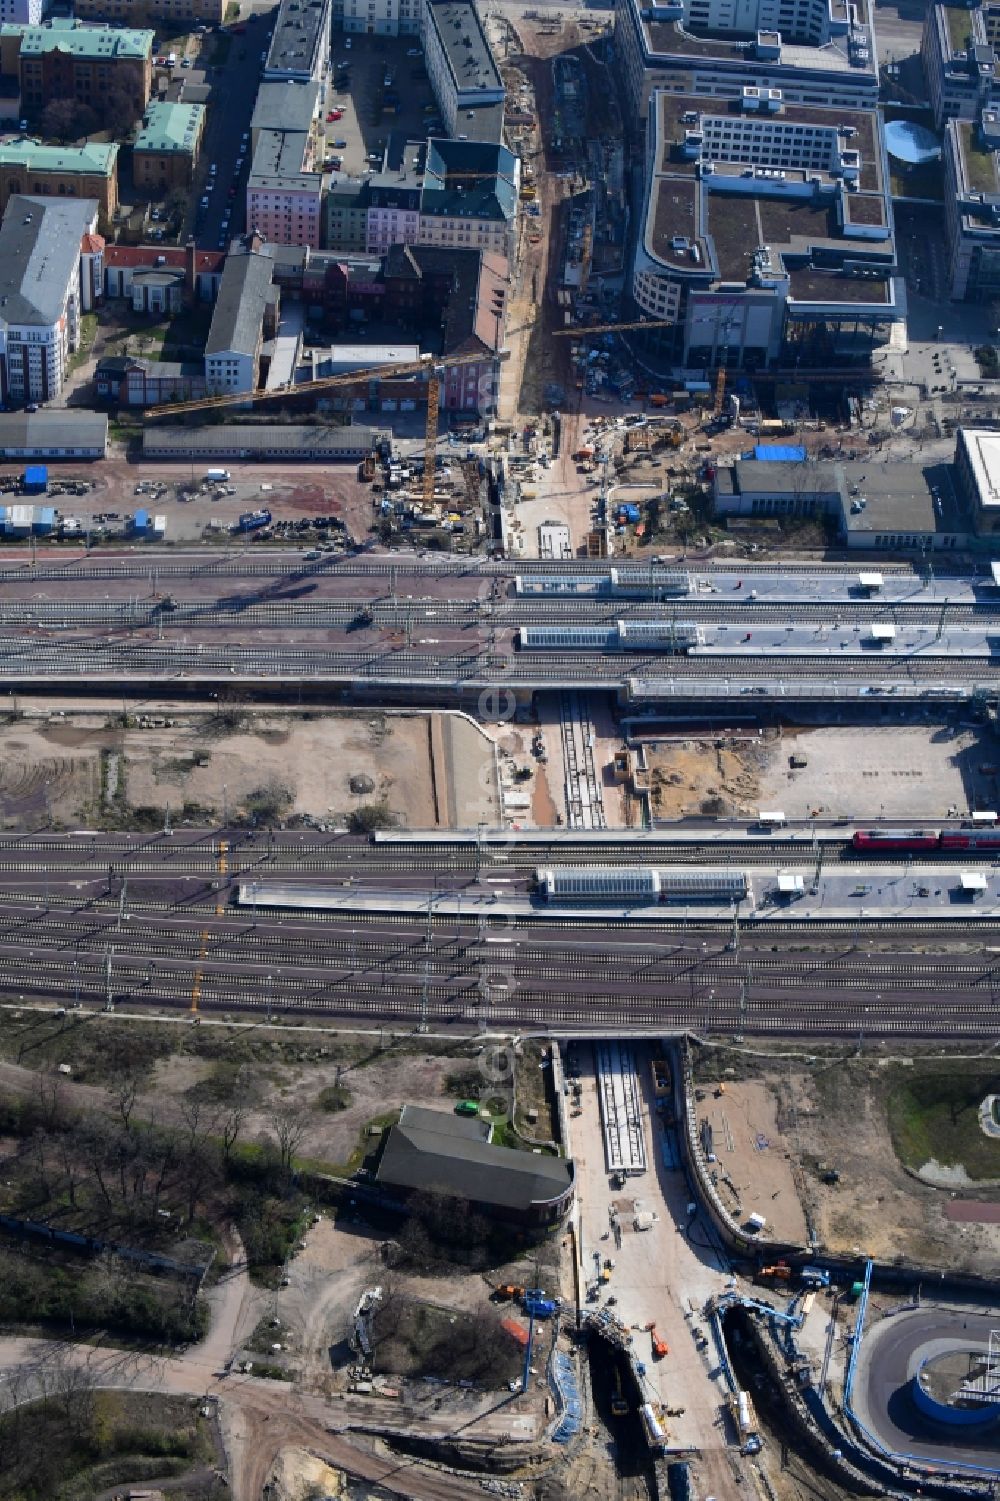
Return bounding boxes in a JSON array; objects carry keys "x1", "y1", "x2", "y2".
[
  {"x1": 250, "y1": 78, "x2": 319, "y2": 157},
  {"x1": 133, "y1": 100, "x2": 205, "y2": 191},
  {"x1": 263, "y1": 0, "x2": 330, "y2": 84},
  {"x1": 204, "y1": 245, "x2": 274, "y2": 394},
  {"x1": 422, "y1": 0, "x2": 505, "y2": 142},
  {"x1": 326, "y1": 137, "x2": 517, "y2": 258},
  {"x1": 247, "y1": 128, "x2": 323, "y2": 249},
  {"x1": 942, "y1": 110, "x2": 1000, "y2": 301},
  {"x1": 0, "y1": 18, "x2": 153, "y2": 118},
  {"x1": 0, "y1": 194, "x2": 102, "y2": 406},
  {"x1": 338, "y1": 0, "x2": 420, "y2": 35},
  {"x1": 921, "y1": 4, "x2": 1000, "y2": 127},
  {"x1": 0, "y1": 138, "x2": 118, "y2": 228},
  {"x1": 614, "y1": 0, "x2": 878, "y2": 125},
  {"x1": 0, "y1": 0, "x2": 42, "y2": 27},
  {"x1": 72, "y1": 0, "x2": 223, "y2": 25},
  {"x1": 631, "y1": 91, "x2": 901, "y2": 368}
]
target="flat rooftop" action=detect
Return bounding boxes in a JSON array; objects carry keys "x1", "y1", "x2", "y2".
[
  {"x1": 426, "y1": 0, "x2": 503, "y2": 96},
  {"x1": 252, "y1": 78, "x2": 320, "y2": 136},
  {"x1": 639, "y1": 15, "x2": 868, "y2": 78},
  {"x1": 249, "y1": 129, "x2": 319, "y2": 191},
  {"x1": 644, "y1": 92, "x2": 892, "y2": 292},
  {"x1": 265, "y1": 0, "x2": 327, "y2": 76},
  {"x1": 657, "y1": 94, "x2": 880, "y2": 193},
  {"x1": 961, "y1": 427, "x2": 1000, "y2": 510}
]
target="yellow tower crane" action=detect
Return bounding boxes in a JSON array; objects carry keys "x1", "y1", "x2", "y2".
[{"x1": 144, "y1": 349, "x2": 502, "y2": 507}]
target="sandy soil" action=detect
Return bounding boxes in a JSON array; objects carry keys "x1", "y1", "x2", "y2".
[
  {"x1": 644, "y1": 734, "x2": 770, "y2": 821},
  {"x1": 0, "y1": 708, "x2": 499, "y2": 831},
  {"x1": 702, "y1": 1049, "x2": 1000, "y2": 1274},
  {"x1": 693, "y1": 1078, "x2": 809, "y2": 1244},
  {"x1": 638, "y1": 724, "x2": 997, "y2": 825}
]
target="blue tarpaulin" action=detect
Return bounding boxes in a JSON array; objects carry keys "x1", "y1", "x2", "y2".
[{"x1": 753, "y1": 445, "x2": 806, "y2": 462}]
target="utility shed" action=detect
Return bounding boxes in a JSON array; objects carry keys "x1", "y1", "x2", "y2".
[
  {"x1": 22, "y1": 465, "x2": 47, "y2": 492},
  {"x1": 960, "y1": 872, "x2": 988, "y2": 895},
  {"x1": 870, "y1": 622, "x2": 896, "y2": 644},
  {"x1": 859, "y1": 571, "x2": 883, "y2": 593},
  {"x1": 376, "y1": 1104, "x2": 574, "y2": 1226},
  {"x1": 776, "y1": 871, "x2": 805, "y2": 895}
]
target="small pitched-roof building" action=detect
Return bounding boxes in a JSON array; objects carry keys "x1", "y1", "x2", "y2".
[{"x1": 375, "y1": 1104, "x2": 575, "y2": 1226}]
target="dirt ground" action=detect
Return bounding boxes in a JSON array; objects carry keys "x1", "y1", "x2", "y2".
[
  {"x1": 696, "y1": 1046, "x2": 1000, "y2": 1274},
  {"x1": 643, "y1": 734, "x2": 770, "y2": 821},
  {"x1": 692, "y1": 1078, "x2": 809, "y2": 1244},
  {"x1": 639, "y1": 723, "x2": 997, "y2": 824},
  {"x1": 145, "y1": 1042, "x2": 466, "y2": 1169},
  {"x1": 0, "y1": 707, "x2": 500, "y2": 830}
]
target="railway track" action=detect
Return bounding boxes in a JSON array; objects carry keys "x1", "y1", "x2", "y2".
[
  {"x1": 0, "y1": 598, "x2": 989, "y2": 629},
  {"x1": 0, "y1": 637, "x2": 995, "y2": 683}
]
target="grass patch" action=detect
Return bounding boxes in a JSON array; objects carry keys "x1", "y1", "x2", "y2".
[
  {"x1": 887, "y1": 1065, "x2": 1000, "y2": 1181},
  {"x1": 0, "y1": 1388, "x2": 213, "y2": 1501},
  {"x1": 960, "y1": 122, "x2": 997, "y2": 193},
  {"x1": 67, "y1": 313, "x2": 99, "y2": 374},
  {"x1": 946, "y1": 3, "x2": 973, "y2": 53}
]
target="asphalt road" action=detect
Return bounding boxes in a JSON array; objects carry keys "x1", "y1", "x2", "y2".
[
  {"x1": 192, "y1": 10, "x2": 276, "y2": 250},
  {"x1": 854, "y1": 1307, "x2": 1000, "y2": 1473}
]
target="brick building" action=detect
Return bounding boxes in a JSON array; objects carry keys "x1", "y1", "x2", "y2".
[
  {"x1": 0, "y1": 137, "x2": 117, "y2": 228},
  {"x1": 0, "y1": 18, "x2": 153, "y2": 120},
  {"x1": 133, "y1": 100, "x2": 205, "y2": 192}
]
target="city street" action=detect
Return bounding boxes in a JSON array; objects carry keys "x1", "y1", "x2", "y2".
[{"x1": 189, "y1": 11, "x2": 276, "y2": 249}]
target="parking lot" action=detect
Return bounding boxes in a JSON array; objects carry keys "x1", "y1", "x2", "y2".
[{"x1": 323, "y1": 31, "x2": 440, "y2": 183}]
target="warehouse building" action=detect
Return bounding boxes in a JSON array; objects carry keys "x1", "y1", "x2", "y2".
[
  {"x1": 0, "y1": 410, "x2": 107, "y2": 457},
  {"x1": 713, "y1": 454, "x2": 968, "y2": 551},
  {"x1": 141, "y1": 422, "x2": 389, "y2": 460},
  {"x1": 376, "y1": 1104, "x2": 575, "y2": 1226}
]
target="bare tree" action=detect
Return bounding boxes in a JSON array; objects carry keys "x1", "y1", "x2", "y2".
[
  {"x1": 222, "y1": 1101, "x2": 245, "y2": 1164},
  {"x1": 273, "y1": 1103, "x2": 308, "y2": 1178}
]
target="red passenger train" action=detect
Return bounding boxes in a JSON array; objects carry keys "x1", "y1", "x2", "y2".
[{"x1": 852, "y1": 828, "x2": 1000, "y2": 853}]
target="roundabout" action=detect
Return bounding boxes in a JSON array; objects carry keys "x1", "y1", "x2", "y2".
[{"x1": 851, "y1": 1307, "x2": 1000, "y2": 1476}]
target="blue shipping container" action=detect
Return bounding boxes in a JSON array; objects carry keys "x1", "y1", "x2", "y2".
[
  {"x1": 23, "y1": 465, "x2": 47, "y2": 491},
  {"x1": 753, "y1": 445, "x2": 806, "y2": 463},
  {"x1": 133, "y1": 509, "x2": 149, "y2": 530}
]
